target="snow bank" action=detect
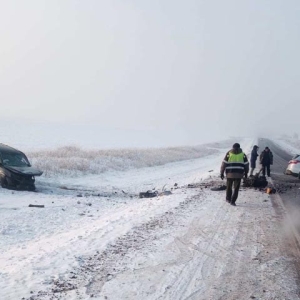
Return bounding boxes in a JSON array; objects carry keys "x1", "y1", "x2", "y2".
[{"x1": 27, "y1": 139, "x2": 237, "y2": 177}]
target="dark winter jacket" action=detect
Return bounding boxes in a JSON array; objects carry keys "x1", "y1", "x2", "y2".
[
  {"x1": 220, "y1": 148, "x2": 249, "y2": 179},
  {"x1": 260, "y1": 150, "x2": 273, "y2": 166},
  {"x1": 250, "y1": 146, "x2": 259, "y2": 168}
]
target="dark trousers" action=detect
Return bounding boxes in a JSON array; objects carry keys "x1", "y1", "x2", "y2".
[
  {"x1": 262, "y1": 164, "x2": 271, "y2": 176},
  {"x1": 226, "y1": 178, "x2": 241, "y2": 203}
]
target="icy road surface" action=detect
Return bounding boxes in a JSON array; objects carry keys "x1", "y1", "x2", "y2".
[{"x1": 1, "y1": 138, "x2": 300, "y2": 299}]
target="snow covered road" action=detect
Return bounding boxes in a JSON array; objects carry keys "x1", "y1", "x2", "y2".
[
  {"x1": 96, "y1": 185, "x2": 300, "y2": 300},
  {"x1": 1, "y1": 137, "x2": 300, "y2": 299}
]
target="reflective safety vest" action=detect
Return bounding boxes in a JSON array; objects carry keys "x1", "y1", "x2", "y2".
[{"x1": 225, "y1": 152, "x2": 247, "y2": 174}]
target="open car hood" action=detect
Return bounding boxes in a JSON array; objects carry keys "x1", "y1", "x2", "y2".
[{"x1": 5, "y1": 166, "x2": 43, "y2": 176}]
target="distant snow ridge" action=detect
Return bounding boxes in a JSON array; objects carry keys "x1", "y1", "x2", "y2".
[
  {"x1": 27, "y1": 140, "x2": 236, "y2": 177},
  {"x1": 278, "y1": 138, "x2": 300, "y2": 151}
]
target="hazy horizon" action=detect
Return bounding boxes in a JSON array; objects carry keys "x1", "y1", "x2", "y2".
[{"x1": 1, "y1": 0, "x2": 299, "y2": 147}]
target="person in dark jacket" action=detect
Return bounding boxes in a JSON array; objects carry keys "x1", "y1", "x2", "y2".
[
  {"x1": 260, "y1": 147, "x2": 273, "y2": 177},
  {"x1": 250, "y1": 145, "x2": 259, "y2": 176},
  {"x1": 220, "y1": 143, "x2": 249, "y2": 206}
]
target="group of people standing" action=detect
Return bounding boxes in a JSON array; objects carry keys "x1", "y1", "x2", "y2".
[
  {"x1": 250, "y1": 145, "x2": 273, "y2": 177},
  {"x1": 220, "y1": 143, "x2": 273, "y2": 206}
]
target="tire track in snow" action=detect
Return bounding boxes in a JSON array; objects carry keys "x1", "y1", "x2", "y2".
[
  {"x1": 98, "y1": 186, "x2": 300, "y2": 300},
  {"x1": 158, "y1": 200, "x2": 234, "y2": 300},
  {"x1": 23, "y1": 187, "x2": 206, "y2": 299}
]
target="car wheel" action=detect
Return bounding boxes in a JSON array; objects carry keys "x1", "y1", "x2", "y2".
[
  {"x1": 298, "y1": 172, "x2": 300, "y2": 179},
  {"x1": 1, "y1": 177, "x2": 8, "y2": 188},
  {"x1": 28, "y1": 184, "x2": 36, "y2": 192}
]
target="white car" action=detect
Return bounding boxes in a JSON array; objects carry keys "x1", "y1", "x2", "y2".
[{"x1": 286, "y1": 155, "x2": 300, "y2": 177}]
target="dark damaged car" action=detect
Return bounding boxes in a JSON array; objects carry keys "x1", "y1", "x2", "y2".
[{"x1": 0, "y1": 144, "x2": 43, "y2": 191}]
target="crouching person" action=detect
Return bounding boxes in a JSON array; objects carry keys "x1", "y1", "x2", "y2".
[{"x1": 220, "y1": 143, "x2": 249, "y2": 206}]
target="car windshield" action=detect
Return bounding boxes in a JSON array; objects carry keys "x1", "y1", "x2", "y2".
[{"x1": 1, "y1": 152, "x2": 30, "y2": 167}]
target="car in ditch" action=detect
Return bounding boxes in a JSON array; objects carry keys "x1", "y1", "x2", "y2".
[
  {"x1": 285, "y1": 154, "x2": 300, "y2": 178},
  {"x1": 0, "y1": 144, "x2": 43, "y2": 191}
]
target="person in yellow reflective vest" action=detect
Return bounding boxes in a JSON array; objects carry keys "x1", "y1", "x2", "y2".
[{"x1": 220, "y1": 143, "x2": 249, "y2": 206}]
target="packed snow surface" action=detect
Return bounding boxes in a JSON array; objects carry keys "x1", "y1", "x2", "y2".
[{"x1": 1, "y1": 137, "x2": 299, "y2": 299}]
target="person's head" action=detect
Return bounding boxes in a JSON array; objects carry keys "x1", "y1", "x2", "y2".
[
  {"x1": 253, "y1": 145, "x2": 259, "y2": 150},
  {"x1": 265, "y1": 147, "x2": 269, "y2": 152},
  {"x1": 232, "y1": 143, "x2": 240, "y2": 150}
]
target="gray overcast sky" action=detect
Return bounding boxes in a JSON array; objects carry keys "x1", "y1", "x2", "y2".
[{"x1": 1, "y1": 0, "x2": 300, "y2": 145}]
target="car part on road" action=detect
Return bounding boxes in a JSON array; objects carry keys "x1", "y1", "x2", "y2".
[
  {"x1": 243, "y1": 174, "x2": 268, "y2": 188},
  {"x1": 28, "y1": 204, "x2": 45, "y2": 208},
  {"x1": 210, "y1": 185, "x2": 226, "y2": 191},
  {"x1": 266, "y1": 187, "x2": 276, "y2": 194},
  {"x1": 139, "y1": 191, "x2": 158, "y2": 198},
  {"x1": 139, "y1": 190, "x2": 172, "y2": 198}
]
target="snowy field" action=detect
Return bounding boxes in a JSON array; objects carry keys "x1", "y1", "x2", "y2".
[{"x1": 1, "y1": 136, "x2": 300, "y2": 299}]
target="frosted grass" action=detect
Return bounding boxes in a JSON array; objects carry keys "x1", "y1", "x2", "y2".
[{"x1": 27, "y1": 139, "x2": 236, "y2": 177}]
